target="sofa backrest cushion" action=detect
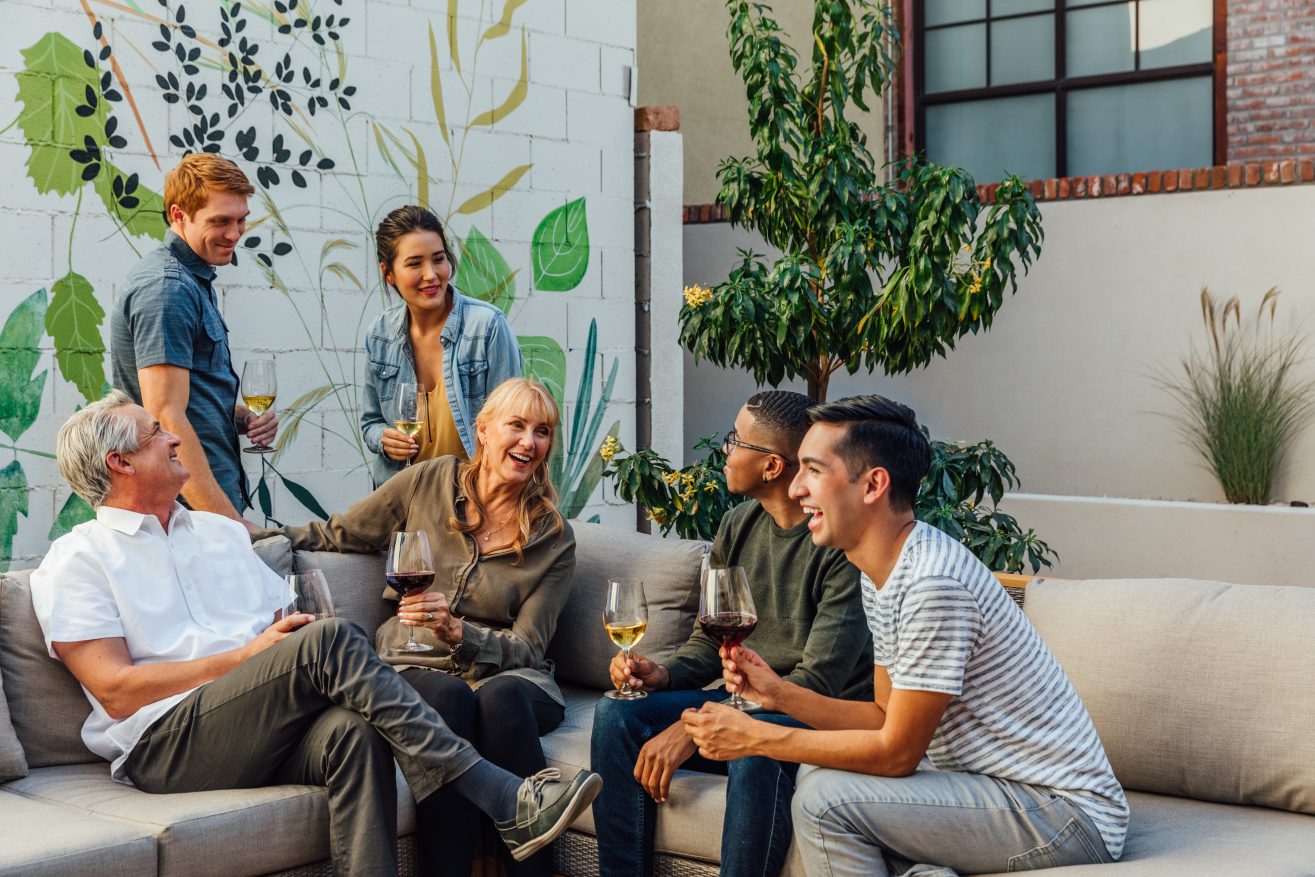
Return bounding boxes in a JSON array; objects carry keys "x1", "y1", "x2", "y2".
[
  {"x1": 0, "y1": 659, "x2": 27, "y2": 780},
  {"x1": 1024, "y1": 577, "x2": 1315, "y2": 815},
  {"x1": 294, "y1": 549, "x2": 393, "y2": 635},
  {"x1": 0, "y1": 571, "x2": 99, "y2": 767},
  {"x1": 253, "y1": 534, "x2": 294, "y2": 578},
  {"x1": 547, "y1": 523, "x2": 705, "y2": 690}
]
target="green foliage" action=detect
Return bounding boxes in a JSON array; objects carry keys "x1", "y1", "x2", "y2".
[
  {"x1": 532, "y1": 198, "x2": 590, "y2": 291},
  {"x1": 682, "y1": 1, "x2": 1044, "y2": 401},
  {"x1": 603, "y1": 436, "x2": 745, "y2": 542},
  {"x1": 0, "y1": 462, "x2": 28, "y2": 572},
  {"x1": 1155, "y1": 288, "x2": 1315, "y2": 504},
  {"x1": 0, "y1": 290, "x2": 49, "y2": 443},
  {"x1": 48, "y1": 493, "x2": 95, "y2": 542},
  {"x1": 519, "y1": 336, "x2": 567, "y2": 404},
  {"x1": 604, "y1": 430, "x2": 1056, "y2": 573},
  {"x1": 915, "y1": 433, "x2": 1057, "y2": 575},
  {"x1": 460, "y1": 227, "x2": 518, "y2": 313},
  {"x1": 47, "y1": 271, "x2": 106, "y2": 404}
]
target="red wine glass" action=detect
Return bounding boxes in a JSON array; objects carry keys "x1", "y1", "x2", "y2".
[
  {"x1": 698, "y1": 564, "x2": 759, "y2": 710},
  {"x1": 386, "y1": 530, "x2": 436, "y2": 654}
]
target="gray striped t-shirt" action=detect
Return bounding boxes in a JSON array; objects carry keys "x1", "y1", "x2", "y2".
[{"x1": 861, "y1": 523, "x2": 1129, "y2": 859}]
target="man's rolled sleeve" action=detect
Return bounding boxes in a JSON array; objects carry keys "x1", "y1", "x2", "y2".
[
  {"x1": 31, "y1": 546, "x2": 125, "y2": 657},
  {"x1": 124, "y1": 280, "x2": 202, "y2": 370}
]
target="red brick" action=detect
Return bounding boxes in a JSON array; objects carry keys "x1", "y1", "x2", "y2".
[
  {"x1": 1131, "y1": 172, "x2": 1146, "y2": 194},
  {"x1": 1279, "y1": 159, "x2": 1296, "y2": 182},
  {"x1": 1148, "y1": 171, "x2": 1162, "y2": 193},
  {"x1": 1029, "y1": 179, "x2": 1043, "y2": 198},
  {"x1": 1058, "y1": 177, "x2": 1071, "y2": 198},
  {"x1": 1264, "y1": 160, "x2": 1280, "y2": 182},
  {"x1": 634, "y1": 105, "x2": 681, "y2": 132},
  {"x1": 1229, "y1": 164, "x2": 1243, "y2": 187},
  {"x1": 1211, "y1": 166, "x2": 1227, "y2": 188},
  {"x1": 1116, "y1": 173, "x2": 1131, "y2": 195},
  {"x1": 1074, "y1": 177, "x2": 1088, "y2": 197},
  {"x1": 1245, "y1": 163, "x2": 1262, "y2": 185},
  {"x1": 1194, "y1": 168, "x2": 1210, "y2": 189},
  {"x1": 1300, "y1": 160, "x2": 1315, "y2": 181},
  {"x1": 1165, "y1": 171, "x2": 1179, "y2": 192},
  {"x1": 1043, "y1": 178, "x2": 1058, "y2": 200},
  {"x1": 1178, "y1": 169, "x2": 1193, "y2": 190},
  {"x1": 1088, "y1": 176, "x2": 1101, "y2": 197}
]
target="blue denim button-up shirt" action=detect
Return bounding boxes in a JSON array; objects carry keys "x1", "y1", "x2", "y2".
[{"x1": 362, "y1": 288, "x2": 521, "y2": 486}]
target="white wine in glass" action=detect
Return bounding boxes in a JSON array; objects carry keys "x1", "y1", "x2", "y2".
[
  {"x1": 393, "y1": 382, "x2": 424, "y2": 463},
  {"x1": 241, "y1": 359, "x2": 277, "y2": 454},
  {"x1": 603, "y1": 579, "x2": 648, "y2": 700}
]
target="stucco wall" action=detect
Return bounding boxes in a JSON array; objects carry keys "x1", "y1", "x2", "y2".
[
  {"x1": 683, "y1": 183, "x2": 1315, "y2": 503},
  {"x1": 0, "y1": 0, "x2": 639, "y2": 568}
]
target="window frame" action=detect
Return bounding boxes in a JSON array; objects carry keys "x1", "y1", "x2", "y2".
[{"x1": 905, "y1": 0, "x2": 1227, "y2": 182}]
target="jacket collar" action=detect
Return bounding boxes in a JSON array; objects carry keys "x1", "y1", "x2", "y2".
[{"x1": 383, "y1": 286, "x2": 469, "y2": 344}]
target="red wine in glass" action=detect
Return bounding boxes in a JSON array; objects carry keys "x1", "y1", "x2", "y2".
[
  {"x1": 387, "y1": 531, "x2": 435, "y2": 654},
  {"x1": 698, "y1": 563, "x2": 759, "y2": 710}
]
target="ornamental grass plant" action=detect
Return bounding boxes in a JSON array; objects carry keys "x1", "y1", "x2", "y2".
[{"x1": 1158, "y1": 288, "x2": 1315, "y2": 504}]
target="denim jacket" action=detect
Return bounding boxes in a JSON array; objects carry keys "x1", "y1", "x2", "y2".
[{"x1": 362, "y1": 288, "x2": 521, "y2": 486}]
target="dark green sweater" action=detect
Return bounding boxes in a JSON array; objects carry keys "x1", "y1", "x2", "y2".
[{"x1": 664, "y1": 500, "x2": 873, "y2": 700}]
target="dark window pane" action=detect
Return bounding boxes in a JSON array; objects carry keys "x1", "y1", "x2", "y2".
[
  {"x1": 991, "y1": 14, "x2": 1054, "y2": 86},
  {"x1": 926, "y1": 94, "x2": 1057, "y2": 183},
  {"x1": 926, "y1": 24, "x2": 986, "y2": 93},
  {"x1": 1140, "y1": 0, "x2": 1212, "y2": 69},
  {"x1": 1067, "y1": 77, "x2": 1213, "y2": 175},
  {"x1": 925, "y1": 0, "x2": 987, "y2": 27},
  {"x1": 994, "y1": 0, "x2": 1054, "y2": 13},
  {"x1": 1066, "y1": 3, "x2": 1136, "y2": 77}
]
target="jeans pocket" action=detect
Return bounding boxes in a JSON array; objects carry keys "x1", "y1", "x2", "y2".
[{"x1": 1006, "y1": 818, "x2": 1103, "y2": 872}]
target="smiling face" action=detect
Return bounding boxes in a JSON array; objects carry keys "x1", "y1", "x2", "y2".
[
  {"x1": 170, "y1": 190, "x2": 249, "y2": 266},
  {"x1": 789, "y1": 421, "x2": 871, "y2": 551},
  {"x1": 476, "y1": 407, "x2": 554, "y2": 488},
  {"x1": 119, "y1": 405, "x2": 189, "y2": 497},
  {"x1": 382, "y1": 230, "x2": 453, "y2": 314}
]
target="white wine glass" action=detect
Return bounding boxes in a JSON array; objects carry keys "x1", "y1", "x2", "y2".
[
  {"x1": 603, "y1": 579, "x2": 648, "y2": 700},
  {"x1": 698, "y1": 564, "x2": 759, "y2": 710},
  {"x1": 393, "y1": 382, "x2": 424, "y2": 465},
  {"x1": 387, "y1": 530, "x2": 436, "y2": 654},
  {"x1": 241, "y1": 359, "x2": 277, "y2": 454},
  {"x1": 285, "y1": 570, "x2": 336, "y2": 620}
]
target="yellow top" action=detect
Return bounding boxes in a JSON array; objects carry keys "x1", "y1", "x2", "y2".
[{"x1": 414, "y1": 382, "x2": 467, "y2": 463}]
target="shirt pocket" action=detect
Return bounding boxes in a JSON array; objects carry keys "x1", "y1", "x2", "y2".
[
  {"x1": 458, "y1": 359, "x2": 490, "y2": 404},
  {"x1": 369, "y1": 359, "x2": 401, "y2": 406},
  {"x1": 196, "y1": 310, "x2": 230, "y2": 372}
]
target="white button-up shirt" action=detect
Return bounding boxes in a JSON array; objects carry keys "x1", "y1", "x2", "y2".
[{"x1": 31, "y1": 504, "x2": 289, "y2": 780}]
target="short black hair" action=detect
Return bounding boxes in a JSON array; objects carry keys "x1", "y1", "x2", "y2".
[
  {"x1": 745, "y1": 390, "x2": 814, "y2": 458},
  {"x1": 807, "y1": 394, "x2": 930, "y2": 510}
]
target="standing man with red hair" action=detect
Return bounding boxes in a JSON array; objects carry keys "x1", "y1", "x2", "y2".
[{"x1": 111, "y1": 153, "x2": 275, "y2": 531}]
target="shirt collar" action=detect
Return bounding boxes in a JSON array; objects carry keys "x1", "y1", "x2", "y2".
[
  {"x1": 97, "y1": 502, "x2": 192, "y2": 535},
  {"x1": 165, "y1": 229, "x2": 219, "y2": 284}
]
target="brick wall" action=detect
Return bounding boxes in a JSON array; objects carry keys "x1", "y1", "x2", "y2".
[{"x1": 1228, "y1": 0, "x2": 1315, "y2": 161}]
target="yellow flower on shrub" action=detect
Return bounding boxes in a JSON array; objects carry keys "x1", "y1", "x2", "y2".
[
  {"x1": 683, "y1": 283, "x2": 713, "y2": 308},
  {"x1": 599, "y1": 435, "x2": 621, "y2": 463}
]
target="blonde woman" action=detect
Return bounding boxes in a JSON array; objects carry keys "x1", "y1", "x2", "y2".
[{"x1": 265, "y1": 378, "x2": 574, "y2": 877}]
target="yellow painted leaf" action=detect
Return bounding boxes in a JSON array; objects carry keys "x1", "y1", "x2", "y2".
[
  {"x1": 406, "y1": 129, "x2": 430, "y2": 210},
  {"x1": 324, "y1": 263, "x2": 364, "y2": 290},
  {"x1": 448, "y1": 0, "x2": 461, "y2": 74},
  {"x1": 482, "y1": 0, "x2": 528, "y2": 42},
  {"x1": 427, "y1": 24, "x2": 451, "y2": 147},
  {"x1": 455, "y1": 163, "x2": 531, "y2": 215},
  {"x1": 372, "y1": 123, "x2": 404, "y2": 177},
  {"x1": 471, "y1": 31, "x2": 527, "y2": 127}
]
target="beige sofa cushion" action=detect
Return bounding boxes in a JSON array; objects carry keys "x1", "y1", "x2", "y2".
[
  {"x1": 0, "y1": 787, "x2": 157, "y2": 877},
  {"x1": 7, "y1": 762, "x2": 416, "y2": 877},
  {"x1": 294, "y1": 549, "x2": 392, "y2": 634},
  {"x1": 0, "y1": 571, "x2": 98, "y2": 767},
  {"x1": 547, "y1": 523, "x2": 705, "y2": 691},
  {"x1": 0, "y1": 660, "x2": 26, "y2": 781},
  {"x1": 1024, "y1": 577, "x2": 1315, "y2": 814}
]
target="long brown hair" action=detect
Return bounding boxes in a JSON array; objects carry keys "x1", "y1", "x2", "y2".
[
  {"x1": 374, "y1": 204, "x2": 458, "y2": 297},
  {"x1": 449, "y1": 378, "x2": 564, "y2": 563}
]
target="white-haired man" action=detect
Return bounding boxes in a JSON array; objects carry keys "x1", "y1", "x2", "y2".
[{"x1": 31, "y1": 390, "x2": 601, "y2": 877}]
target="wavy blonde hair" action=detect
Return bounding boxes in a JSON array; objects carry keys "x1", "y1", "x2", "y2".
[{"x1": 450, "y1": 378, "x2": 563, "y2": 563}]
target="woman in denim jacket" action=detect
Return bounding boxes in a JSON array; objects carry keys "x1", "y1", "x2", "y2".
[{"x1": 362, "y1": 205, "x2": 521, "y2": 486}]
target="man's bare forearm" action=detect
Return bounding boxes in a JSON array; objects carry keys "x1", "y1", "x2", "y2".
[{"x1": 773, "y1": 680, "x2": 886, "y2": 731}]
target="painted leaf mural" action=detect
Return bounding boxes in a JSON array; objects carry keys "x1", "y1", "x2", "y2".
[
  {"x1": 532, "y1": 198, "x2": 590, "y2": 291},
  {"x1": 48, "y1": 271, "x2": 106, "y2": 404},
  {"x1": 520, "y1": 335, "x2": 567, "y2": 406},
  {"x1": 460, "y1": 228, "x2": 517, "y2": 314},
  {"x1": 48, "y1": 493, "x2": 95, "y2": 542},
  {"x1": 0, "y1": 290, "x2": 48, "y2": 443},
  {"x1": 15, "y1": 33, "x2": 105, "y2": 196},
  {"x1": 0, "y1": 462, "x2": 29, "y2": 573}
]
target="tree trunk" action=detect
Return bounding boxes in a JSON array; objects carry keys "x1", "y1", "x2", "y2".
[{"x1": 807, "y1": 365, "x2": 830, "y2": 403}]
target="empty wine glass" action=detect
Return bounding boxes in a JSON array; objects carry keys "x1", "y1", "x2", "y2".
[
  {"x1": 386, "y1": 530, "x2": 436, "y2": 654},
  {"x1": 241, "y1": 360, "x2": 277, "y2": 454},
  {"x1": 603, "y1": 579, "x2": 648, "y2": 700},
  {"x1": 698, "y1": 564, "x2": 759, "y2": 710},
  {"x1": 285, "y1": 570, "x2": 336, "y2": 620}
]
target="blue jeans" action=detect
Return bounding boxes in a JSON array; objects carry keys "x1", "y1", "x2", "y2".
[
  {"x1": 590, "y1": 689, "x2": 804, "y2": 877},
  {"x1": 791, "y1": 763, "x2": 1114, "y2": 877}
]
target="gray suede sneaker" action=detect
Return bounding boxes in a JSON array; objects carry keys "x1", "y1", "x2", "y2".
[{"x1": 495, "y1": 767, "x2": 603, "y2": 862}]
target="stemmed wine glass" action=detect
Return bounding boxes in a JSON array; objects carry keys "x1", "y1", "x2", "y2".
[
  {"x1": 603, "y1": 579, "x2": 648, "y2": 700},
  {"x1": 284, "y1": 569, "x2": 336, "y2": 620},
  {"x1": 698, "y1": 563, "x2": 759, "y2": 710},
  {"x1": 393, "y1": 382, "x2": 424, "y2": 465},
  {"x1": 386, "y1": 530, "x2": 436, "y2": 654},
  {"x1": 241, "y1": 360, "x2": 277, "y2": 454}
]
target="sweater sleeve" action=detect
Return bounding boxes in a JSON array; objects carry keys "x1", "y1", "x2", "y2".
[
  {"x1": 660, "y1": 511, "x2": 737, "y2": 689},
  {"x1": 779, "y1": 549, "x2": 869, "y2": 696}
]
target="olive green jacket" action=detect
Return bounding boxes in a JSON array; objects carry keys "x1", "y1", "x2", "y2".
[{"x1": 257, "y1": 456, "x2": 576, "y2": 703}]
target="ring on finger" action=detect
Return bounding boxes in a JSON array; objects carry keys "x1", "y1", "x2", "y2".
[{"x1": 425, "y1": 612, "x2": 433, "y2": 622}]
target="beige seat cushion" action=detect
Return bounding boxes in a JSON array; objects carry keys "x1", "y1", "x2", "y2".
[
  {"x1": 6, "y1": 762, "x2": 417, "y2": 877},
  {"x1": 1024, "y1": 577, "x2": 1315, "y2": 814},
  {"x1": 548, "y1": 523, "x2": 705, "y2": 690},
  {"x1": 0, "y1": 786, "x2": 156, "y2": 877},
  {"x1": 0, "y1": 571, "x2": 98, "y2": 767}
]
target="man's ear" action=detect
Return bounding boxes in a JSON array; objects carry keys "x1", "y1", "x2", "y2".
[
  {"x1": 861, "y1": 466, "x2": 892, "y2": 506},
  {"x1": 762, "y1": 454, "x2": 787, "y2": 483},
  {"x1": 106, "y1": 451, "x2": 133, "y2": 476},
  {"x1": 166, "y1": 203, "x2": 188, "y2": 227}
]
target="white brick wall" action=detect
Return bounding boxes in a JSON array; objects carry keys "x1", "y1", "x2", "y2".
[{"x1": 0, "y1": 0, "x2": 639, "y2": 567}]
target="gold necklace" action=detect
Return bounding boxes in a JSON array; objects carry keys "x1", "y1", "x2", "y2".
[{"x1": 481, "y1": 512, "x2": 514, "y2": 543}]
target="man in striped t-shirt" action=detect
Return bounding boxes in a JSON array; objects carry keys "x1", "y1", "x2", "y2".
[{"x1": 682, "y1": 395, "x2": 1128, "y2": 876}]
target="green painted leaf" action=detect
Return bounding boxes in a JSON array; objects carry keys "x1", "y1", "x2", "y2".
[
  {"x1": 279, "y1": 474, "x2": 330, "y2": 520},
  {"x1": 47, "y1": 271, "x2": 106, "y2": 403},
  {"x1": 92, "y1": 161, "x2": 166, "y2": 240},
  {"x1": 48, "y1": 492, "x2": 94, "y2": 541},
  {"x1": 459, "y1": 228, "x2": 517, "y2": 313},
  {"x1": 518, "y1": 335, "x2": 566, "y2": 406},
  {"x1": 0, "y1": 461, "x2": 28, "y2": 571},
  {"x1": 0, "y1": 289, "x2": 49, "y2": 443},
  {"x1": 15, "y1": 33, "x2": 105, "y2": 196},
  {"x1": 531, "y1": 198, "x2": 590, "y2": 291}
]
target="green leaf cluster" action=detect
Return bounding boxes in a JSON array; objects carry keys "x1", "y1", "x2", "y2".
[
  {"x1": 603, "y1": 435, "x2": 745, "y2": 542},
  {"x1": 682, "y1": 1, "x2": 1044, "y2": 400}
]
